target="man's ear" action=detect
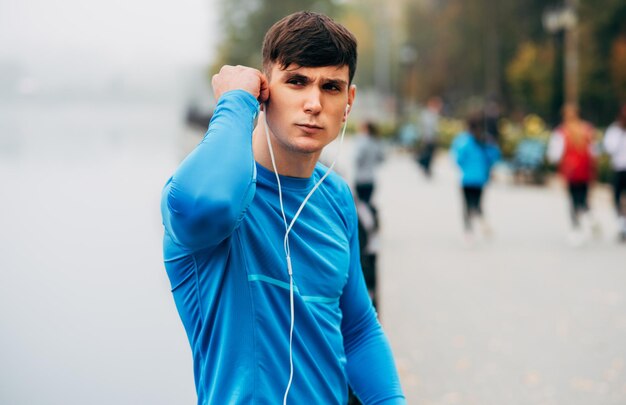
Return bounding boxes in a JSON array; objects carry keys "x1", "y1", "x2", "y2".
[
  {"x1": 259, "y1": 64, "x2": 274, "y2": 111},
  {"x1": 347, "y1": 84, "x2": 356, "y2": 111},
  {"x1": 343, "y1": 84, "x2": 357, "y2": 120}
]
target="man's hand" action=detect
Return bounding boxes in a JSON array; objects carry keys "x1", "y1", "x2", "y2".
[{"x1": 212, "y1": 65, "x2": 269, "y2": 104}]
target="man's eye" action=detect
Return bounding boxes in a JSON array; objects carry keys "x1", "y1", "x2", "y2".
[
  {"x1": 287, "y1": 79, "x2": 305, "y2": 86},
  {"x1": 324, "y1": 84, "x2": 341, "y2": 92}
]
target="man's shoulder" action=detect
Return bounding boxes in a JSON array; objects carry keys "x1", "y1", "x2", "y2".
[
  {"x1": 313, "y1": 163, "x2": 355, "y2": 210},
  {"x1": 314, "y1": 163, "x2": 350, "y2": 188},
  {"x1": 453, "y1": 132, "x2": 472, "y2": 147}
]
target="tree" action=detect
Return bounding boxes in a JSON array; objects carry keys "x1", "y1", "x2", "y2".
[
  {"x1": 578, "y1": 0, "x2": 626, "y2": 124},
  {"x1": 209, "y1": 0, "x2": 626, "y2": 124},
  {"x1": 506, "y1": 41, "x2": 554, "y2": 115},
  {"x1": 211, "y1": 0, "x2": 339, "y2": 73},
  {"x1": 400, "y1": 0, "x2": 547, "y2": 114}
]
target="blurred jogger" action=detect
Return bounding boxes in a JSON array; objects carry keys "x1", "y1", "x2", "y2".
[
  {"x1": 354, "y1": 121, "x2": 385, "y2": 229},
  {"x1": 548, "y1": 103, "x2": 600, "y2": 246},
  {"x1": 603, "y1": 103, "x2": 626, "y2": 242},
  {"x1": 416, "y1": 96, "x2": 443, "y2": 178},
  {"x1": 450, "y1": 113, "x2": 501, "y2": 242}
]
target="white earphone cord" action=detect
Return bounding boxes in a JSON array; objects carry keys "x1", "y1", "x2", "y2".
[{"x1": 262, "y1": 105, "x2": 349, "y2": 405}]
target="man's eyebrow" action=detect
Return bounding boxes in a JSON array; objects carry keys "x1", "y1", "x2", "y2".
[
  {"x1": 283, "y1": 72, "x2": 347, "y2": 87},
  {"x1": 284, "y1": 72, "x2": 309, "y2": 82},
  {"x1": 323, "y1": 78, "x2": 348, "y2": 87}
]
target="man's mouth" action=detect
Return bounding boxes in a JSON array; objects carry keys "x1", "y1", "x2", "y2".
[{"x1": 295, "y1": 123, "x2": 323, "y2": 134}]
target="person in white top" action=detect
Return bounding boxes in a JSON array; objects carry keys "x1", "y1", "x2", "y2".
[
  {"x1": 416, "y1": 96, "x2": 443, "y2": 177},
  {"x1": 603, "y1": 103, "x2": 626, "y2": 241},
  {"x1": 354, "y1": 121, "x2": 385, "y2": 228}
]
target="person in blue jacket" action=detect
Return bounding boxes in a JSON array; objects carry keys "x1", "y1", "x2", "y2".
[
  {"x1": 160, "y1": 11, "x2": 405, "y2": 405},
  {"x1": 450, "y1": 113, "x2": 501, "y2": 240}
]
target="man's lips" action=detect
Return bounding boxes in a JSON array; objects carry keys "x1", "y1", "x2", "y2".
[{"x1": 295, "y1": 123, "x2": 324, "y2": 134}]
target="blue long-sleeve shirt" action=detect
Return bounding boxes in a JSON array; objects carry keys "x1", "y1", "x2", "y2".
[
  {"x1": 450, "y1": 131, "x2": 501, "y2": 187},
  {"x1": 161, "y1": 90, "x2": 405, "y2": 404}
]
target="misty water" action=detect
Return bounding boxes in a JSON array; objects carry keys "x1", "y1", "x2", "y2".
[{"x1": 1, "y1": 98, "x2": 199, "y2": 404}]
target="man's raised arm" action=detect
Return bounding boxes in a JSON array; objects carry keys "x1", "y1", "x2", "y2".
[{"x1": 161, "y1": 66, "x2": 268, "y2": 251}]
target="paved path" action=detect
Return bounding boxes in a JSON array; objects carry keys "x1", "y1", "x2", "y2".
[{"x1": 371, "y1": 148, "x2": 626, "y2": 405}]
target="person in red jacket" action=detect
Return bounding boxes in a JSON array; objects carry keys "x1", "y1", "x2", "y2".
[{"x1": 547, "y1": 103, "x2": 599, "y2": 245}]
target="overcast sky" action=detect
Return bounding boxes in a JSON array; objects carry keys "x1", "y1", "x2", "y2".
[{"x1": 0, "y1": 0, "x2": 219, "y2": 88}]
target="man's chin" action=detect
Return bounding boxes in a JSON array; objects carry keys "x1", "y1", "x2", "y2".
[{"x1": 288, "y1": 139, "x2": 328, "y2": 155}]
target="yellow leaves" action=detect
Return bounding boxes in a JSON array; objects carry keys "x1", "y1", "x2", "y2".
[
  {"x1": 522, "y1": 114, "x2": 550, "y2": 139},
  {"x1": 506, "y1": 41, "x2": 555, "y2": 113},
  {"x1": 506, "y1": 42, "x2": 540, "y2": 81}
]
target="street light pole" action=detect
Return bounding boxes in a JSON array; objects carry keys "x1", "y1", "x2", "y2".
[
  {"x1": 397, "y1": 43, "x2": 417, "y2": 124},
  {"x1": 563, "y1": 0, "x2": 579, "y2": 106},
  {"x1": 543, "y1": 1, "x2": 578, "y2": 124}
]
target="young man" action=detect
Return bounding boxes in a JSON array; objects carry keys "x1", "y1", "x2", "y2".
[{"x1": 161, "y1": 11, "x2": 405, "y2": 404}]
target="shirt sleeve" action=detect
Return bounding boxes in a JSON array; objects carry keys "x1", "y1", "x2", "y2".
[
  {"x1": 161, "y1": 90, "x2": 259, "y2": 252},
  {"x1": 340, "y1": 197, "x2": 406, "y2": 404},
  {"x1": 376, "y1": 140, "x2": 385, "y2": 163},
  {"x1": 604, "y1": 125, "x2": 620, "y2": 156},
  {"x1": 449, "y1": 137, "x2": 457, "y2": 161},
  {"x1": 450, "y1": 135, "x2": 465, "y2": 166},
  {"x1": 354, "y1": 136, "x2": 366, "y2": 167},
  {"x1": 487, "y1": 144, "x2": 501, "y2": 167},
  {"x1": 547, "y1": 131, "x2": 564, "y2": 164}
]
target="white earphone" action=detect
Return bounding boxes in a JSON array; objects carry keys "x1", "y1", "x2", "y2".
[{"x1": 262, "y1": 103, "x2": 349, "y2": 405}]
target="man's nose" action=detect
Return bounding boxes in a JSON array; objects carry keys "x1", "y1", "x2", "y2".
[{"x1": 303, "y1": 89, "x2": 322, "y2": 114}]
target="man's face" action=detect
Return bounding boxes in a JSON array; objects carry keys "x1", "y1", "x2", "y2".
[{"x1": 264, "y1": 63, "x2": 356, "y2": 156}]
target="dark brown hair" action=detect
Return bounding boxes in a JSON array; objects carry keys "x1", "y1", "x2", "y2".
[
  {"x1": 466, "y1": 112, "x2": 485, "y2": 133},
  {"x1": 262, "y1": 11, "x2": 357, "y2": 83},
  {"x1": 365, "y1": 121, "x2": 379, "y2": 137}
]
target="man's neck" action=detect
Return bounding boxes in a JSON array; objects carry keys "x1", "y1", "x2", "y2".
[{"x1": 252, "y1": 122, "x2": 320, "y2": 178}]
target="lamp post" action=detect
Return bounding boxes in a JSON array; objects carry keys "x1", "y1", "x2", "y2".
[
  {"x1": 542, "y1": 0, "x2": 578, "y2": 124},
  {"x1": 397, "y1": 43, "x2": 418, "y2": 124}
]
